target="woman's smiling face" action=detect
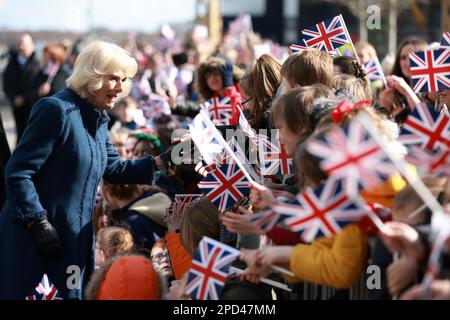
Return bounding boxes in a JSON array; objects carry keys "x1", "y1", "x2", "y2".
[{"x1": 89, "y1": 71, "x2": 128, "y2": 110}]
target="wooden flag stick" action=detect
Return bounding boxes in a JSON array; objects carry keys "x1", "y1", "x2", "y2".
[
  {"x1": 229, "y1": 266, "x2": 292, "y2": 292},
  {"x1": 271, "y1": 265, "x2": 295, "y2": 278},
  {"x1": 408, "y1": 203, "x2": 428, "y2": 220},
  {"x1": 339, "y1": 14, "x2": 360, "y2": 64},
  {"x1": 392, "y1": 252, "x2": 400, "y2": 300}
]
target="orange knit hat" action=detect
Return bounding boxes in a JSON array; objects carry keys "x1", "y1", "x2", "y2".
[{"x1": 97, "y1": 256, "x2": 160, "y2": 300}]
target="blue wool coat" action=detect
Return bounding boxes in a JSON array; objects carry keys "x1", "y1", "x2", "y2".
[{"x1": 0, "y1": 88, "x2": 155, "y2": 300}]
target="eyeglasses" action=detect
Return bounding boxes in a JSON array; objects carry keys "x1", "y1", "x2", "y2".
[
  {"x1": 151, "y1": 251, "x2": 169, "y2": 263},
  {"x1": 241, "y1": 98, "x2": 252, "y2": 105}
]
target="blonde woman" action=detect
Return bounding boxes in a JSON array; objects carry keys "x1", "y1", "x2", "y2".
[{"x1": 0, "y1": 40, "x2": 166, "y2": 300}]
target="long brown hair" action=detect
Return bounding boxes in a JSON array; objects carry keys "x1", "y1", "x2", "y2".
[
  {"x1": 281, "y1": 49, "x2": 333, "y2": 87},
  {"x1": 240, "y1": 54, "x2": 282, "y2": 129},
  {"x1": 391, "y1": 36, "x2": 427, "y2": 84},
  {"x1": 180, "y1": 197, "x2": 220, "y2": 256}
]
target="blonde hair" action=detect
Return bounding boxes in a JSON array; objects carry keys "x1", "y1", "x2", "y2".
[
  {"x1": 96, "y1": 226, "x2": 135, "y2": 258},
  {"x1": 109, "y1": 127, "x2": 130, "y2": 146},
  {"x1": 333, "y1": 74, "x2": 371, "y2": 102},
  {"x1": 355, "y1": 42, "x2": 377, "y2": 61},
  {"x1": 66, "y1": 40, "x2": 138, "y2": 99}
]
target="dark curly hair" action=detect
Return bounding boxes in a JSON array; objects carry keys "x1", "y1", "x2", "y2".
[{"x1": 333, "y1": 56, "x2": 368, "y2": 83}]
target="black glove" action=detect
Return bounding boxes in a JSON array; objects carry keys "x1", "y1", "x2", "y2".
[
  {"x1": 28, "y1": 217, "x2": 63, "y2": 256},
  {"x1": 219, "y1": 62, "x2": 234, "y2": 88}
]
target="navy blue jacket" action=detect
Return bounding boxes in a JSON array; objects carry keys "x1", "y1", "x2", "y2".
[
  {"x1": 0, "y1": 88, "x2": 155, "y2": 299},
  {"x1": 112, "y1": 197, "x2": 165, "y2": 255}
]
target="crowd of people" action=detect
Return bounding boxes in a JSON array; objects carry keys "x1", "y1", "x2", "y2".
[{"x1": 0, "y1": 18, "x2": 449, "y2": 301}]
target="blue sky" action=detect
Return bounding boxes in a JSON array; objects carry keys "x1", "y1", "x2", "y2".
[{"x1": 0, "y1": 0, "x2": 197, "y2": 32}]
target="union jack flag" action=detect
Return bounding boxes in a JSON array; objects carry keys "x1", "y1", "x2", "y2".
[
  {"x1": 208, "y1": 96, "x2": 238, "y2": 126},
  {"x1": 306, "y1": 120, "x2": 396, "y2": 195},
  {"x1": 272, "y1": 180, "x2": 367, "y2": 243},
  {"x1": 399, "y1": 103, "x2": 450, "y2": 151},
  {"x1": 219, "y1": 137, "x2": 261, "y2": 183},
  {"x1": 198, "y1": 159, "x2": 250, "y2": 212},
  {"x1": 405, "y1": 146, "x2": 450, "y2": 175},
  {"x1": 441, "y1": 32, "x2": 450, "y2": 48},
  {"x1": 289, "y1": 39, "x2": 308, "y2": 52},
  {"x1": 228, "y1": 14, "x2": 253, "y2": 37},
  {"x1": 168, "y1": 194, "x2": 203, "y2": 215},
  {"x1": 185, "y1": 236, "x2": 240, "y2": 300},
  {"x1": 248, "y1": 208, "x2": 284, "y2": 232},
  {"x1": 301, "y1": 15, "x2": 351, "y2": 53},
  {"x1": 363, "y1": 56, "x2": 386, "y2": 83},
  {"x1": 238, "y1": 108, "x2": 258, "y2": 146},
  {"x1": 258, "y1": 136, "x2": 294, "y2": 176},
  {"x1": 25, "y1": 274, "x2": 63, "y2": 300},
  {"x1": 189, "y1": 110, "x2": 223, "y2": 164},
  {"x1": 409, "y1": 48, "x2": 450, "y2": 93},
  {"x1": 142, "y1": 95, "x2": 171, "y2": 121}
]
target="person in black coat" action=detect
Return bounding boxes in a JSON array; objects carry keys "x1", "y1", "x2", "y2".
[
  {"x1": 2, "y1": 34, "x2": 40, "y2": 141},
  {"x1": 0, "y1": 110, "x2": 10, "y2": 209}
]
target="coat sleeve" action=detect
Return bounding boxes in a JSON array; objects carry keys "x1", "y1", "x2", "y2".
[
  {"x1": 5, "y1": 97, "x2": 66, "y2": 223},
  {"x1": 165, "y1": 231, "x2": 192, "y2": 280},
  {"x1": 102, "y1": 136, "x2": 155, "y2": 185},
  {"x1": 266, "y1": 227, "x2": 303, "y2": 246},
  {"x1": 287, "y1": 224, "x2": 369, "y2": 289}
]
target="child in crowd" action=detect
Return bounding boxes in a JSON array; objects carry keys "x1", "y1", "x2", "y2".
[
  {"x1": 102, "y1": 181, "x2": 170, "y2": 255},
  {"x1": 151, "y1": 239, "x2": 175, "y2": 284},
  {"x1": 239, "y1": 54, "x2": 282, "y2": 131},
  {"x1": 280, "y1": 48, "x2": 333, "y2": 90},
  {"x1": 95, "y1": 226, "x2": 135, "y2": 268},
  {"x1": 86, "y1": 255, "x2": 166, "y2": 300}
]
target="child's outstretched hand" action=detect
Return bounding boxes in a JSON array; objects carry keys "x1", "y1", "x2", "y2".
[
  {"x1": 165, "y1": 206, "x2": 183, "y2": 232},
  {"x1": 239, "y1": 248, "x2": 272, "y2": 284},
  {"x1": 387, "y1": 256, "x2": 419, "y2": 296},
  {"x1": 249, "y1": 183, "x2": 277, "y2": 209},
  {"x1": 257, "y1": 246, "x2": 293, "y2": 270},
  {"x1": 379, "y1": 221, "x2": 425, "y2": 260},
  {"x1": 219, "y1": 62, "x2": 234, "y2": 88},
  {"x1": 166, "y1": 274, "x2": 191, "y2": 300},
  {"x1": 401, "y1": 280, "x2": 450, "y2": 300},
  {"x1": 221, "y1": 206, "x2": 265, "y2": 235},
  {"x1": 387, "y1": 75, "x2": 420, "y2": 110}
]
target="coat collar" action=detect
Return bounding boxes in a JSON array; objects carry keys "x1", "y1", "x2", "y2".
[{"x1": 65, "y1": 88, "x2": 110, "y2": 136}]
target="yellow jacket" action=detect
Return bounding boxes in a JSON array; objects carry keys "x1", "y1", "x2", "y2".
[{"x1": 287, "y1": 224, "x2": 368, "y2": 288}]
